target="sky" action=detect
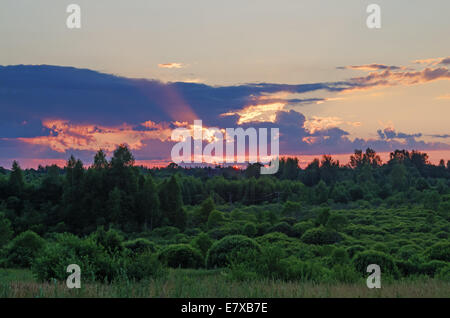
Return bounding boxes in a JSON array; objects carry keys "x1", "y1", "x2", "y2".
[{"x1": 0, "y1": 0, "x2": 449, "y2": 168}]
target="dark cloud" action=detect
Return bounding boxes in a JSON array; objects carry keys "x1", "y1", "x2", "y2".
[
  {"x1": 377, "y1": 128, "x2": 422, "y2": 140},
  {"x1": 337, "y1": 64, "x2": 402, "y2": 71},
  {"x1": 0, "y1": 65, "x2": 449, "y2": 165},
  {"x1": 429, "y1": 134, "x2": 450, "y2": 139}
]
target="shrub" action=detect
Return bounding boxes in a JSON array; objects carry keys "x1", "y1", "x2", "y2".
[
  {"x1": 277, "y1": 257, "x2": 330, "y2": 282},
  {"x1": 395, "y1": 259, "x2": 421, "y2": 277},
  {"x1": 301, "y1": 226, "x2": 340, "y2": 245},
  {"x1": 0, "y1": 212, "x2": 13, "y2": 247},
  {"x1": 329, "y1": 264, "x2": 360, "y2": 283},
  {"x1": 420, "y1": 260, "x2": 448, "y2": 277},
  {"x1": 292, "y1": 221, "x2": 314, "y2": 238},
  {"x1": 123, "y1": 252, "x2": 166, "y2": 280},
  {"x1": 397, "y1": 244, "x2": 421, "y2": 260},
  {"x1": 159, "y1": 244, "x2": 203, "y2": 268},
  {"x1": 426, "y1": 242, "x2": 450, "y2": 262},
  {"x1": 32, "y1": 233, "x2": 115, "y2": 282},
  {"x1": 353, "y1": 250, "x2": 399, "y2": 278},
  {"x1": 206, "y1": 235, "x2": 261, "y2": 268},
  {"x1": 151, "y1": 226, "x2": 180, "y2": 239},
  {"x1": 330, "y1": 247, "x2": 350, "y2": 265},
  {"x1": 243, "y1": 222, "x2": 257, "y2": 237},
  {"x1": 269, "y1": 222, "x2": 294, "y2": 237},
  {"x1": 7, "y1": 230, "x2": 45, "y2": 267},
  {"x1": 436, "y1": 265, "x2": 450, "y2": 281},
  {"x1": 123, "y1": 238, "x2": 157, "y2": 254},
  {"x1": 191, "y1": 232, "x2": 213, "y2": 256},
  {"x1": 346, "y1": 245, "x2": 365, "y2": 258},
  {"x1": 92, "y1": 227, "x2": 124, "y2": 254},
  {"x1": 207, "y1": 210, "x2": 225, "y2": 229},
  {"x1": 326, "y1": 214, "x2": 348, "y2": 231}
]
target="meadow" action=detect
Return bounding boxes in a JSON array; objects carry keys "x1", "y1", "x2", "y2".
[{"x1": 1, "y1": 268, "x2": 448, "y2": 298}]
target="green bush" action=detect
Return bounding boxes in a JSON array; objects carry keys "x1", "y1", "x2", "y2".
[
  {"x1": 191, "y1": 232, "x2": 213, "y2": 257},
  {"x1": 436, "y1": 265, "x2": 450, "y2": 281},
  {"x1": 420, "y1": 260, "x2": 448, "y2": 277},
  {"x1": 301, "y1": 226, "x2": 340, "y2": 245},
  {"x1": 207, "y1": 210, "x2": 225, "y2": 229},
  {"x1": 269, "y1": 222, "x2": 294, "y2": 237},
  {"x1": 353, "y1": 250, "x2": 399, "y2": 278},
  {"x1": 426, "y1": 242, "x2": 450, "y2": 262},
  {"x1": 330, "y1": 248, "x2": 350, "y2": 265},
  {"x1": 159, "y1": 244, "x2": 203, "y2": 268},
  {"x1": 346, "y1": 245, "x2": 365, "y2": 258},
  {"x1": 123, "y1": 252, "x2": 166, "y2": 280},
  {"x1": 93, "y1": 227, "x2": 124, "y2": 254},
  {"x1": 32, "y1": 233, "x2": 116, "y2": 282},
  {"x1": 123, "y1": 238, "x2": 157, "y2": 254},
  {"x1": 329, "y1": 264, "x2": 360, "y2": 283},
  {"x1": 243, "y1": 222, "x2": 257, "y2": 237},
  {"x1": 206, "y1": 235, "x2": 261, "y2": 268},
  {"x1": 292, "y1": 221, "x2": 314, "y2": 238},
  {"x1": 277, "y1": 257, "x2": 330, "y2": 282},
  {"x1": 0, "y1": 212, "x2": 13, "y2": 247},
  {"x1": 7, "y1": 230, "x2": 45, "y2": 267}
]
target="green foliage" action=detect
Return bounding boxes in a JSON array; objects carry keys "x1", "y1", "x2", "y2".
[
  {"x1": 159, "y1": 244, "x2": 203, "y2": 268},
  {"x1": 207, "y1": 210, "x2": 225, "y2": 229},
  {"x1": 242, "y1": 222, "x2": 257, "y2": 237},
  {"x1": 315, "y1": 207, "x2": 330, "y2": 226},
  {"x1": 191, "y1": 232, "x2": 212, "y2": 256},
  {"x1": 269, "y1": 222, "x2": 294, "y2": 237},
  {"x1": 301, "y1": 226, "x2": 340, "y2": 245},
  {"x1": 6, "y1": 231, "x2": 45, "y2": 267},
  {"x1": 0, "y1": 213, "x2": 13, "y2": 247},
  {"x1": 122, "y1": 252, "x2": 166, "y2": 281},
  {"x1": 196, "y1": 197, "x2": 215, "y2": 225},
  {"x1": 326, "y1": 213, "x2": 348, "y2": 231},
  {"x1": 32, "y1": 233, "x2": 165, "y2": 282},
  {"x1": 426, "y1": 242, "x2": 450, "y2": 262},
  {"x1": 1, "y1": 147, "x2": 449, "y2": 286},
  {"x1": 330, "y1": 248, "x2": 350, "y2": 265},
  {"x1": 123, "y1": 238, "x2": 157, "y2": 254},
  {"x1": 353, "y1": 250, "x2": 399, "y2": 277},
  {"x1": 292, "y1": 221, "x2": 314, "y2": 238},
  {"x1": 206, "y1": 235, "x2": 261, "y2": 268},
  {"x1": 93, "y1": 227, "x2": 124, "y2": 255}
]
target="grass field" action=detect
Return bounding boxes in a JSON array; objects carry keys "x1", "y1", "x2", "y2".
[{"x1": 1, "y1": 268, "x2": 449, "y2": 298}]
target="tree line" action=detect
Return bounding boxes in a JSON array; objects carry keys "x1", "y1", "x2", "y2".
[{"x1": 0, "y1": 145, "x2": 449, "y2": 237}]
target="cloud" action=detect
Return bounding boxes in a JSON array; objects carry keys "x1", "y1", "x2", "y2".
[
  {"x1": 436, "y1": 94, "x2": 450, "y2": 100},
  {"x1": 413, "y1": 56, "x2": 450, "y2": 66},
  {"x1": 158, "y1": 63, "x2": 185, "y2": 69},
  {"x1": 429, "y1": 134, "x2": 450, "y2": 139},
  {"x1": 346, "y1": 67, "x2": 450, "y2": 91},
  {"x1": 338, "y1": 64, "x2": 402, "y2": 71},
  {"x1": 16, "y1": 119, "x2": 173, "y2": 153},
  {"x1": 377, "y1": 127, "x2": 422, "y2": 140},
  {"x1": 0, "y1": 64, "x2": 449, "y2": 165}
]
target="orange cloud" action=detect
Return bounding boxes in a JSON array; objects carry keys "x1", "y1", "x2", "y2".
[
  {"x1": 158, "y1": 63, "x2": 184, "y2": 69},
  {"x1": 412, "y1": 56, "x2": 450, "y2": 66},
  {"x1": 18, "y1": 119, "x2": 173, "y2": 153},
  {"x1": 340, "y1": 64, "x2": 403, "y2": 71},
  {"x1": 436, "y1": 94, "x2": 450, "y2": 100}
]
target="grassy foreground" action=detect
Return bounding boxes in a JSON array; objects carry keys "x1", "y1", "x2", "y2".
[{"x1": 1, "y1": 268, "x2": 449, "y2": 298}]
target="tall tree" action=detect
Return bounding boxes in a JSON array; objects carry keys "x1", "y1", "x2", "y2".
[{"x1": 8, "y1": 161, "x2": 24, "y2": 195}]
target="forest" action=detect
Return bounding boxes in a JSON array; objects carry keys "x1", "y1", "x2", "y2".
[{"x1": 0, "y1": 145, "x2": 449, "y2": 297}]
